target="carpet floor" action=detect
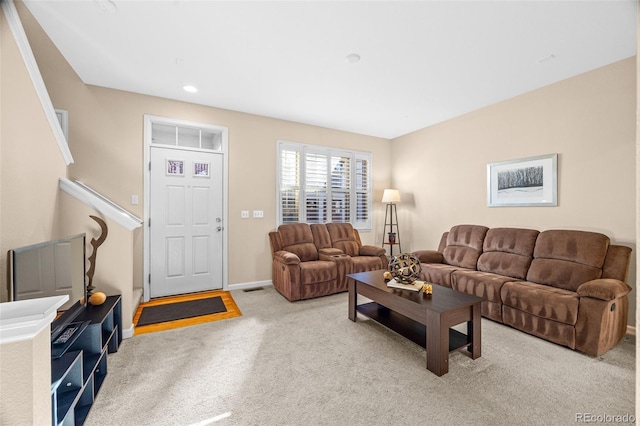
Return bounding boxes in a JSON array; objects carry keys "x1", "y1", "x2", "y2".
[{"x1": 87, "y1": 287, "x2": 636, "y2": 426}]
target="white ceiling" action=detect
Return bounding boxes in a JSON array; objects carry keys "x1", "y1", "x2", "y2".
[{"x1": 23, "y1": 0, "x2": 637, "y2": 139}]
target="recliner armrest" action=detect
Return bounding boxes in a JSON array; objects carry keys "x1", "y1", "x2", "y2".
[
  {"x1": 319, "y1": 248, "x2": 344, "y2": 257},
  {"x1": 413, "y1": 250, "x2": 444, "y2": 264},
  {"x1": 359, "y1": 245, "x2": 386, "y2": 257},
  {"x1": 274, "y1": 250, "x2": 301, "y2": 265},
  {"x1": 577, "y1": 279, "x2": 631, "y2": 301}
]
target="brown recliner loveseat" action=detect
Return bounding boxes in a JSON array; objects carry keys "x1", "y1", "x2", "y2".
[
  {"x1": 269, "y1": 223, "x2": 387, "y2": 301},
  {"x1": 413, "y1": 224, "x2": 632, "y2": 356}
]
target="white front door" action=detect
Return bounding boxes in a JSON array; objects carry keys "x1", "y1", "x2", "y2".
[{"x1": 149, "y1": 146, "x2": 223, "y2": 298}]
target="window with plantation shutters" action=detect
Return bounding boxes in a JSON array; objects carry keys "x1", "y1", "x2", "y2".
[
  {"x1": 279, "y1": 148, "x2": 300, "y2": 223},
  {"x1": 355, "y1": 156, "x2": 369, "y2": 225},
  {"x1": 277, "y1": 141, "x2": 372, "y2": 230}
]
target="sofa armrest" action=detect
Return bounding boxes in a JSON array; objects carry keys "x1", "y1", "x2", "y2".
[
  {"x1": 274, "y1": 250, "x2": 301, "y2": 265},
  {"x1": 359, "y1": 245, "x2": 386, "y2": 257},
  {"x1": 577, "y1": 279, "x2": 632, "y2": 301},
  {"x1": 413, "y1": 249, "x2": 444, "y2": 264},
  {"x1": 319, "y1": 248, "x2": 344, "y2": 257}
]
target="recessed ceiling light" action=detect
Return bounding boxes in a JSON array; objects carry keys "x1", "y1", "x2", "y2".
[
  {"x1": 346, "y1": 53, "x2": 361, "y2": 63},
  {"x1": 183, "y1": 85, "x2": 198, "y2": 93}
]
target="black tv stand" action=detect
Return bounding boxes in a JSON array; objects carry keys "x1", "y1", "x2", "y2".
[
  {"x1": 51, "y1": 320, "x2": 90, "y2": 359},
  {"x1": 51, "y1": 295, "x2": 122, "y2": 425}
]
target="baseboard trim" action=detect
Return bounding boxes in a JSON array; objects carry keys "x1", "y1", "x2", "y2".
[
  {"x1": 122, "y1": 324, "x2": 135, "y2": 339},
  {"x1": 626, "y1": 325, "x2": 635, "y2": 336},
  {"x1": 227, "y1": 280, "x2": 273, "y2": 291}
]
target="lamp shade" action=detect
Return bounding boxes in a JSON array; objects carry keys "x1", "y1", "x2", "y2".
[{"x1": 381, "y1": 189, "x2": 401, "y2": 203}]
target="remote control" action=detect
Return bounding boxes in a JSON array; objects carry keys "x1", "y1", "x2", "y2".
[{"x1": 53, "y1": 326, "x2": 78, "y2": 345}]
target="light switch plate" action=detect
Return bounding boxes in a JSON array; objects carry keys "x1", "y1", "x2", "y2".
[
  {"x1": 241, "y1": 210, "x2": 249, "y2": 219},
  {"x1": 253, "y1": 210, "x2": 264, "y2": 218}
]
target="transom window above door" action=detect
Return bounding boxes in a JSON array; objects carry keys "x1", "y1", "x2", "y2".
[
  {"x1": 277, "y1": 140, "x2": 372, "y2": 231},
  {"x1": 152, "y1": 123, "x2": 223, "y2": 151}
]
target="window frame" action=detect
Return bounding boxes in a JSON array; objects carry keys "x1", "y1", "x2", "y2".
[{"x1": 276, "y1": 140, "x2": 372, "y2": 231}]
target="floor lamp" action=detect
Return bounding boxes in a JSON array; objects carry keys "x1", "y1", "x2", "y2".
[{"x1": 381, "y1": 189, "x2": 401, "y2": 256}]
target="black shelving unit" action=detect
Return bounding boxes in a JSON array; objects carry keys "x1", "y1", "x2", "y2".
[{"x1": 51, "y1": 295, "x2": 122, "y2": 426}]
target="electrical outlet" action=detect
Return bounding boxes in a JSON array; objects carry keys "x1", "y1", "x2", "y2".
[
  {"x1": 241, "y1": 210, "x2": 249, "y2": 219},
  {"x1": 131, "y1": 195, "x2": 139, "y2": 205},
  {"x1": 253, "y1": 210, "x2": 264, "y2": 218}
]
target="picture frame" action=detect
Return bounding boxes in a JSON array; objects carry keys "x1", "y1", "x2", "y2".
[
  {"x1": 487, "y1": 153, "x2": 557, "y2": 207},
  {"x1": 194, "y1": 162, "x2": 210, "y2": 177},
  {"x1": 166, "y1": 159, "x2": 184, "y2": 176}
]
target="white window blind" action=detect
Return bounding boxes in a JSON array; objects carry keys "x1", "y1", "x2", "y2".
[
  {"x1": 277, "y1": 141, "x2": 372, "y2": 230},
  {"x1": 280, "y1": 148, "x2": 300, "y2": 223}
]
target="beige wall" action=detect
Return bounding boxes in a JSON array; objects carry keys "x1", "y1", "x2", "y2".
[
  {"x1": 58, "y1": 193, "x2": 139, "y2": 332},
  {"x1": 17, "y1": 2, "x2": 391, "y2": 301},
  {"x1": 0, "y1": 5, "x2": 67, "y2": 301},
  {"x1": 1, "y1": 2, "x2": 636, "y2": 424},
  {"x1": 0, "y1": 328, "x2": 51, "y2": 426},
  {"x1": 392, "y1": 58, "x2": 637, "y2": 326},
  {"x1": 0, "y1": 6, "x2": 65, "y2": 425},
  {"x1": 11, "y1": 3, "x2": 638, "y2": 329}
]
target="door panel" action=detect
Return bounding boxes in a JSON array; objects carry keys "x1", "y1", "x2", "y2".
[
  {"x1": 166, "y1": 237, "x2": 185, "y2": 278},
  {"x1": 192, "y1": 186, "x2": 210, "y2": 225},
  {"x1": 193, "y1": 236, "x2": 210, "y2": 275},
  {"x1": 166, "y1": 186, "x2": 186, "y2": 225},
  {"x1": 150, "y1": 146, "x2": 223, "y2": 298}
]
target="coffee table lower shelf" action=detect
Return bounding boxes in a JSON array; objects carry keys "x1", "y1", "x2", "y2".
[{"x1": 357, "y1": 302, "x2": 472, "y2": 353}]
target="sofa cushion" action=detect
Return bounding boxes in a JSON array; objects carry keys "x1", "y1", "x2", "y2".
[
  {"x1": 477, "y1": 228, "x2": 538, "y2": 279},
  {"x1": 452, "y1": 270, "x2": 515, "y2": 304},
  {"x1": 442, "y1": 225, "x2": 489, "y2": 269},
  {"x1": 527, "y1": 230, "x2": 610, "y2": 291},
  {"x1": 501, "y1": 281, "x2": 579, "y2": 326},
  {"x1": 533, "y1": 230, "x2": 610, "y2": 267},
  {"x1": 278, "y1": 223, "x2": 318, "y2": 262},
  {"x1": 310, "y1": 223, "x2": 332, "y2": 249},
  {"x1": 421, "y1": 263, "x2": 463, "y2": 288},
  {"x1": 503, "y1": 305, "x2": 576, "y2": 350},
  {"x1": 527, "y1": 259, "x2": 604, "y2": 292},
  {"x1": 326, "y1": 223, "x2": 360, "y2": 256},
  {"x1": 299, "y1": 261, "x2": 337, "y2": 285},
  {"x1": 452, "y1": 268, "x2": 509, "y2": 322}
]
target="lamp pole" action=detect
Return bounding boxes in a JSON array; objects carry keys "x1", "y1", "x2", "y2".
[{"x1": 381, "y1": 189, "x2": 401, "y2": 256}]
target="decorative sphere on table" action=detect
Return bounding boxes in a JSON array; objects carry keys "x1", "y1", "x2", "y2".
[{"x1": 388, "y1": 253, "x2": 422, "y2": 284}]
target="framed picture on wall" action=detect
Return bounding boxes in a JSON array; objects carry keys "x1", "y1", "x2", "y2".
[{"x1": 487, "y1": 153, "x2": 557, "y2": 207}]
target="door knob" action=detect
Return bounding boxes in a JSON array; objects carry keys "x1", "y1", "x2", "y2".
[{"x1": 217, "y1": 226, "x2": 223, "y2": 232}]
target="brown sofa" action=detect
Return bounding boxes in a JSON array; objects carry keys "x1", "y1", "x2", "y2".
[
  {"x1": 269, "y1": 223, "x2": 388, "y2": 301},
  {"x1": 413, "y1": 224, "x2": 632, "y2": 356}
]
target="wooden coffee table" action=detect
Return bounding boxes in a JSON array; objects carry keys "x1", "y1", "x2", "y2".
[{"x1": 347, "y1": 270, "x2": 485, "y2": 376}]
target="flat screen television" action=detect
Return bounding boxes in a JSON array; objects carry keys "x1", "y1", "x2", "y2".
[{"x1": 9, "y1": 233, "x2": 88, "y2": 341}]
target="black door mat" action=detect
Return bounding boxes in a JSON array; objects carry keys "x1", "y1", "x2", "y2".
[{"x1": 137, "y1": 296, "x2": 227, "y2": 326}]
